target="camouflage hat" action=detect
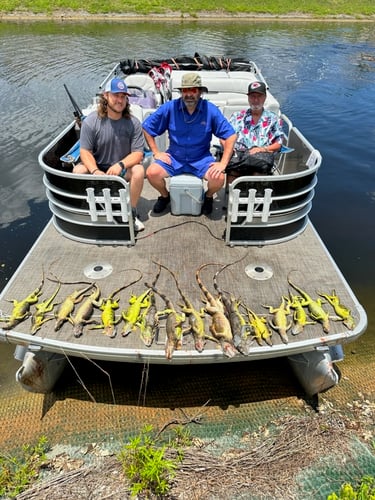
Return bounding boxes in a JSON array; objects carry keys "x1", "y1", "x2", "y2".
[{"x1": 177, "y1": 73, "x2": 208, "y2": 92}]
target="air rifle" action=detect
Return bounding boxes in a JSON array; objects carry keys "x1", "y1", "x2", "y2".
[
  {"x1": 60, "y1": 84, "x2": 85, "y2": 165},
  {"x1": 63, "y1": 83, "x2": 84, "y2": 127}
]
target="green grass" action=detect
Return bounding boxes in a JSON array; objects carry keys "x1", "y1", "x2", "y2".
[
  {"x1": 327, "y1": 475, "x2": 375, "y2": 499},
  {"x1": 0, "y1": 0, "x2": 374, "y2": 17},
  {"x1": 0, "y1": 436, "x2": 49, "y2": 498},
  {"x1": 117, "y1": 424, "x2": 190, "y2": 498}
]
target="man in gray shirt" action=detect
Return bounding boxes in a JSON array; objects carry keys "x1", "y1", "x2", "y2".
[{"x1": 74, "y1": 78, "x2": 145, "y2": 231}]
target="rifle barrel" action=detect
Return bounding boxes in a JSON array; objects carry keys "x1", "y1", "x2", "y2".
[{"x1": 63, "y1": 84, "x2": 83, "y2": 119}]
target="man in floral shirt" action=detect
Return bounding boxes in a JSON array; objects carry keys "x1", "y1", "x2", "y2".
[{"x1": 228, "y1": 81, "x2": 284, "y2": 178}]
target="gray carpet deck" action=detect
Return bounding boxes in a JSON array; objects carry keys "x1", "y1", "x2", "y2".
[{"x1": 0, "y1": 182, "x2": 364, "y2": 363}]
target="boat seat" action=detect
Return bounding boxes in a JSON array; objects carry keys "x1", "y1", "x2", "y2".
[
  {"x1": 205, "y1": 93, "x2": 248, "y2": 108},
  {"x1": 129, "y1": 104, "x2": 155, "y2": 123},
  {"x1": 171, "y1": 71, "x2": 257, "y2": 94},
  {"x1": 222, "y1": 98, "x2": 280, "y2": 118},
  {"x1": 124, "y1": 74, "x2": 166, "y2": 106},
  {"x1": 124, "y1": 73, "x2": 158, "y2": 91},
  {"x1": 128, "y1": 89, "x2": 157, "y2": 109}
]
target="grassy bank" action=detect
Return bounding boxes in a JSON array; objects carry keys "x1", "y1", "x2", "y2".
[{"x1": 0, "y1": 0, "x2": 374, "y2": 18}]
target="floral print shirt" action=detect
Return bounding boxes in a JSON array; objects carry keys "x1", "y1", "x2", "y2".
[{"x1": 229, "y1": 108, "x2": 284, "y2": 150}]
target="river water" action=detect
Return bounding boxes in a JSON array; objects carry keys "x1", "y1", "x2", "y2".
[{"x1": 0, "y1": 19, "x2": 374, "y2": 385}]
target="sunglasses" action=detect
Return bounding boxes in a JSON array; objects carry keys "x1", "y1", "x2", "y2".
[{"x1": 181, "y1": 87, "x2": 199, "y2": 94}]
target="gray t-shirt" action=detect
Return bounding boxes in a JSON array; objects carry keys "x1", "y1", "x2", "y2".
[{"x1": 80, "y1": 111, "x2": 144, "y2": 170}]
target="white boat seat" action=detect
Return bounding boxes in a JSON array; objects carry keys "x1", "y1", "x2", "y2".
[
  {"x1": 222, "y1": 98, "x2": 280, "y2": 118},
  {"x1": 125, "y1": 73, "x2": 157, "y2": 91},
  {"x1": 125, "y1": 74, "x2": 164, "y2": 106},
  {"x1": 129, "y1": 104, "x2": 155, "y2": 122},
  {"x1": 205, "y1": 92, "x2": 249, "y2": 107},
  {"x1": 171, "y1": 71, "x2": 258, "y2": 94},
  {"x1": 128, "y1": 89, "x2": 157, "y2": 109}
]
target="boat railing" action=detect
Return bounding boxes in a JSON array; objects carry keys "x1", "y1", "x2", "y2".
[
  {"x1": 225, "y1": 122, "x2": 322, "y2": 246},
  {"x1": 41, "y1": 164, "x2": 136, "y2": 246}
]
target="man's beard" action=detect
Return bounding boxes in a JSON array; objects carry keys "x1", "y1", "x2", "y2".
[
  {"x1": 107, "y1": 102, "x2": 123, "y2": 114},
  {"x1": 183, "y1": 96, "x2": 199, "y2": 108}
]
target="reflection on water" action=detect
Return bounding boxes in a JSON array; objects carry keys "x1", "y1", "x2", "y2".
[{"x1": 0, "y1": 20, "x2": 374, "y2": 383}]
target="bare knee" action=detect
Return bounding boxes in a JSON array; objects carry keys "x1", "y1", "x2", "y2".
[
  {"x1": 129, "y1": 164, "x2": 145, "y2": 181},
  {"x1": 73, "y1": 163, "x2": 89, "y2": 174},
  {"x1": 146, "y1": 162, "x2": 167, "y2": 181},
  {"x1": 207, "y1": 176, "x2": 225, "y2": 191}
]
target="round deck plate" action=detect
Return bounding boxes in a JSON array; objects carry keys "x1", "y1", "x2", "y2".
[
  {"x1": 83, "y1": 262, "x2": 113, "y2": 279},
  {"x1": 245, "y1": 263, "x2": 273, "y2": 280}
]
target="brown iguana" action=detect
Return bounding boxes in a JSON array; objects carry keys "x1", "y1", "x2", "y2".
[{"x1": 196, "y1": 263, "x2": 237, "y2": 358}]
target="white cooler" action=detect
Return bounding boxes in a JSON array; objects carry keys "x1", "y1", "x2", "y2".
[{"x1": 169, "y1": 174, "x2": 204, "y2": 215}]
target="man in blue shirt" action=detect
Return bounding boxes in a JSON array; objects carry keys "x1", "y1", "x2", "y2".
[{"x1": 143, "y1": 73, "x2": 236, "y2": 215}]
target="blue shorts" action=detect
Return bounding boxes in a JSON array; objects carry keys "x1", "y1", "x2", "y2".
[{"x1": 154, "y1": 154, "x2": 215, "y2": 179}]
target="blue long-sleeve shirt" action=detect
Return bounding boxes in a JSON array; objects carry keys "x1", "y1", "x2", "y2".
[{"x1": 143, "y1": 98, "x2": 235, "y2": 164}]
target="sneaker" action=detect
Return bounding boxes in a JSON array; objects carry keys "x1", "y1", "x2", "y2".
[
  {"x1": 153, "y1": 194, "x2": 170, "y2": 213},
  {"x1": 132, "y1": 208, "x2": 145, "y2": 232},
  {"x1": 133, "y1": 216, "x2": 145, "y2": 232},
  {"x1": 201, "y1": 194, "x2": 214, "y2": 215}
]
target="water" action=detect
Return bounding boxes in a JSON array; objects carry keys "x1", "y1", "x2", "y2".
[{"x1": 0, "y1": 20, "x2": 374, "y2": 382}]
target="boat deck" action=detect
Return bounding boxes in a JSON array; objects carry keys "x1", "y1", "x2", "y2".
[{"x1": 0, "y1": 181, "x2": 366, "y2": 364}]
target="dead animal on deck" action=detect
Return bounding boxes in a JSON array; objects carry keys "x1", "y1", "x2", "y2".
[
  {"x1": 213, "y1": 264, "x2": 252, "y2": 356},
  {"x1": 288, "y1": 293, "x2": 316, "y2": 335},
  {"x1": 136, "y1": 298, "x2": 157, "y2": 347},
  {"x1": 31, "y1": 281, "x2": 61, "y2": 334},
  {"x1": 91, "y1": 269, "x2": 143, "y2": 338},
  {"x1": 158, "y1": 262, "x2": 207, "y2": 353},
  {"x1": 245, "y1": 307, "x2": 273, "y2": 347},
  {"x1": 96, "y1": 295, "x2": 122, "y2": 338},
  {"x1": 318, "y1": 289, "x2": 355, "y2": 330},
  {"x1": 121, "y1": 288, "x2": 152, "y2": 337},
  {"x1": 229, "y1": 298, "x2": 253, "y2": 355},
  {"x1": 196, "y1": 263, "x2": 237, "y2": 358},
  {"x1": 53, "y1": 281, "x2": 94, "y2": 332},
  {"x1": 0, "y1": 273, "x2": 44, "y2": 330},
  {"x1": 136, "y1": 265, "x2": 161, "y2": 347},
  {"x1": 146, "y1": 263, "x2": 186, "y2": 360},
  {"x1": 69, "y1": 284, "x2": 101, "y2": 337},
  {"x1": 288, "y1": 277, "x2": 331, "y2": 334},
  {"x1": 263, "y1": 296, "x2": 292, "y2": 344}
]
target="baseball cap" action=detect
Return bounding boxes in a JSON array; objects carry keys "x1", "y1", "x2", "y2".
[
  {"x1": 248, "y1": 81, "x2": 267, "y2": 95},
  {"x1": 103, "y1": 78, "x2": 130, "y2": 95}
]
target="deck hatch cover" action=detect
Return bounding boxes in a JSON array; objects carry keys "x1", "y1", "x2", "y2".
[
  {"x1": 84, "y1": 262, "x2": 113, "y2": 279},
  {"x1": 245, "y1": 263, "x2": 273, "y2": 280}
]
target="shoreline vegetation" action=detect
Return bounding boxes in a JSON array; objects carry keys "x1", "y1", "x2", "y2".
[{"x1": 0, "y1": 1, "x2": 375, "y2": 22}]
